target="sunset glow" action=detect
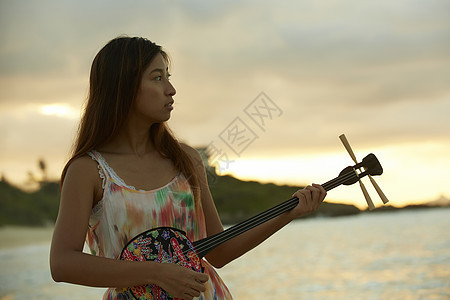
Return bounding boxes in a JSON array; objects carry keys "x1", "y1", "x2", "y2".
[{"x1": 39, "y1": 104, "x2": 79, "y2": 119}]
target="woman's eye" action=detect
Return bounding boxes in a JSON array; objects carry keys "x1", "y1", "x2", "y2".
[{"x1": 152, "y1": 73, "x2": 171, "y2": 81}]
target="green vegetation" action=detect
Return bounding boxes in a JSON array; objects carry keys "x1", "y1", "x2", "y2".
[
  {"x1": 3, "y1": 167, "x2": 446, "y2": 228},
  {"x1": 12, "y1": 154, "x2": 446, "y2": 227},
  {"x1": 207, "y1": 173, "x2": 360, "y2": 224},
  {"x1": 0, "y1": 179, "x2": 60, "y2": 226}
]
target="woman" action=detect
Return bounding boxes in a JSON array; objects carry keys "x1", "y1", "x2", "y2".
[{"x1": 50, "y1": 36, "x2": 327, "y2": 300}]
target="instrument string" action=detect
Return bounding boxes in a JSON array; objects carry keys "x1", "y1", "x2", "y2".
[
  {"x1": 191, "y1": 169, "x2": 357, "y2": 258},
  {"x1": 129, "y1": 165, "x2": 356, "y2": 267},
  {"x1": 125, "y1": 169, "x2": 358, "y2": 264}
]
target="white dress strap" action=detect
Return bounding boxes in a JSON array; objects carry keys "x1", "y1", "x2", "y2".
[
  {"x1": 87, "y1": 150, "x2": 140, "y2": 191},
  {"x1": 87, "y1": 150, "x2": 110, "y2": 189}
]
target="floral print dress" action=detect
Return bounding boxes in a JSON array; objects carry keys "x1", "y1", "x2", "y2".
[{"x1": 86, "y1": 150, "x2": 232, "y2": 299}]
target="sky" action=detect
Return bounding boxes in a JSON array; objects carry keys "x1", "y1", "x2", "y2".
[{"x1": 1, "y1": 0, "x2": 449, "y2": 209}]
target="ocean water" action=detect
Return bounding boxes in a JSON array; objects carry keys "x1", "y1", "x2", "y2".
[{"x1": 0, "y1": 208, "x2": 449, "y2": 299}]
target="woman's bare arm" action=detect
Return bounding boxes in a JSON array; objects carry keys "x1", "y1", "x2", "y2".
[{"x1": 183, "y1": 145, "x2": 326, "y2": 268}]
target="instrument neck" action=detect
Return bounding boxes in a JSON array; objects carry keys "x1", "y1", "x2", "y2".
[{"x1": 193, "y1": 168, "x2": 356, "y2": 258}]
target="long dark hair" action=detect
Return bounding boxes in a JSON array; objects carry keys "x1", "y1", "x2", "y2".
[{"x1": 61, "y1": 36, "x2": 200, "y2": 199}]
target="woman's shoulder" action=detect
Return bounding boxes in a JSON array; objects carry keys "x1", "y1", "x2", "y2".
[
  {"x1": 68, "y1": 154, "x2": 98, "y2": 171},
  {"x1": 64, "y1": 154, "x2": 101, "y2": 185},
  {"x1": 63, "y1": 154, "x2": 104, "y2": 201}
]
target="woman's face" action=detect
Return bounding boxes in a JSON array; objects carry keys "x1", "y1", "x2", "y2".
[{"x1": 131, "y1": 53, "x2": 176, "y2": 125}]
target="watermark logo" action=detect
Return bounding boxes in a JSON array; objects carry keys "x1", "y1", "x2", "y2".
[
  {"x1": 205, "y1": 141, "x2": 235, "y2": 176},
  {"x1": 244, "y1": 92, "x2": 283, "y2": 132},
  {"x1": 219, "y1": 117, "x2": 258, "y2": 156},
  {"x1": 200, "y1": 92, "x2": 283, "y2": 185}
]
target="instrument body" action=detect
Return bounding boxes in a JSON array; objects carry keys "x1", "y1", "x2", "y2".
[
  {"x1": 119, "y1": 153, "x2": 384, "y2": 299},
  {"x1": 120, "y1": 227, "x2": 201, "y2": 299}
]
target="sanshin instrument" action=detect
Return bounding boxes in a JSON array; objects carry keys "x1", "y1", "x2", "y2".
[{"x1": 119, "y1": 148, "x2": 388, "y2": 299}]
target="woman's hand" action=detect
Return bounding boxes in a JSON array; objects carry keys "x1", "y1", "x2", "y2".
[
  {"x1": 155, "y1": 263, "x2": 209, "y2": 300},
  {"x1": 289, "y1": 183, "x2": 327, "y2": 219}
]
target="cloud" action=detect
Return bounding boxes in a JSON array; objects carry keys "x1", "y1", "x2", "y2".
[
  {"x1": 0, "y1": 105, "x2": 77, "y2": 157},
  {"x1": 1, "y1": 0, "x2": 449, "y2": 180},
  {"x1": 0, "y1": 74, "x2": 88, "y2": 109},
  {"x1": 0, "y1": 104, "x2": 78, "y2": 183}
]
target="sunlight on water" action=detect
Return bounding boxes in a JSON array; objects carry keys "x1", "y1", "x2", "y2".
[
  {"x1": 217, "y1": 208, "x2": 450, "y2": 299},
  {"x1": 0, "y1": 208, "x2": 449, "y2": 299}
]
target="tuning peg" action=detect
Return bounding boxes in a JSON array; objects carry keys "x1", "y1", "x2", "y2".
[
  {"x1": 359, "y1": 180, "x2": 375, "y2": 210},
  {"x1": 339, "y1": 134, "x2": 358, "y2": 164},
  {"x1": 368, "y1": 175, "x2": 389, "y2": 204},
  {"x1": 339, "y1": 134, "x2": 379, "y2": 210}
]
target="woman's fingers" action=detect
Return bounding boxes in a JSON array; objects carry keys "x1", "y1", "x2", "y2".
[
  {"x1": 306, "y1": 184, "x2": 327, "y2": 208},
  {"x1": 158, "y1": 263, "x2": 209, "y2": 299},
  {"x1": 313, "y1": 183, "x2": 327, "y2": 202},
  {"x1": 184, "y1": 276, "x2": 208, "y2": 299},
  {"x1": 184, "y1": 272, "x2": 208, "y2": 298},
  {"x1": 291, "y1": 183, "x2": 327, "y2": 218}
]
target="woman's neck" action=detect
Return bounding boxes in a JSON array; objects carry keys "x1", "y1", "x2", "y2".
[{"x1": 100, "y1": 122, "x2": 157, "y2": 156}]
